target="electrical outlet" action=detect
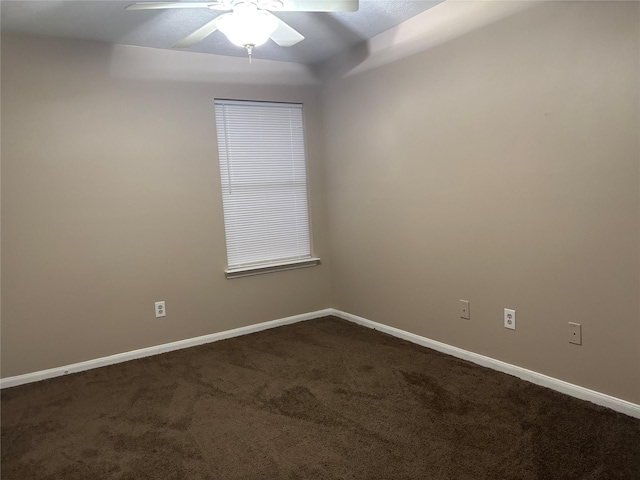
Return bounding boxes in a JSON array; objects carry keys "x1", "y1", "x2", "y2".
[
  {"x1": 460, "y1": 300, "x2": 470, "y2": 320},
  {"x1": 568, "y1": 322, "x2": 582, "y2": 345},
  {"x1": 155, "y1": 301, "x2": 166, "y2": 318},
  {"x1": 504, "y1": 308, "x2": 516, "y2": 330}
]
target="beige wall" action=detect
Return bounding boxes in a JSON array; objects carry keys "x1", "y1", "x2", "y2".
[
  {"x1": 1, "y1": 34, "x2": 332, "y2": 377},
  {"x1": 321, "y1": 1, "x2": 640, "y2": 403},
  {"x1": 2, "y1": 1, "x2": 639, "y2": 405}
]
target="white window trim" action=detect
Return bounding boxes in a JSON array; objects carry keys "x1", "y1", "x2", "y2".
[
  {"x1": 225, "y1": 257, "x2": 321, "y2": 279},
  {"x1": 215, "y1": 99, "x2": 319, "y2": 278}
]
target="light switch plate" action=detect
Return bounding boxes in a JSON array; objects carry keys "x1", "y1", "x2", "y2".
[
  {"x1": 460, "y1": 300, "x2": 470, "y2": 320},
  {"x1": 569, "y1": 322, "x2": 582, "y2": 345}
]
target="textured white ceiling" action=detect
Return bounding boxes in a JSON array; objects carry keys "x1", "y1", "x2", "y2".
[{"x1": 1, "y1": 0, "x2": 444, "y2": 64}]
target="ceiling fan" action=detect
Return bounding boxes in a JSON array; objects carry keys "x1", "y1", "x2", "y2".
[{"x1": 126, "y1": 0, "x2": 359, "y2": 61}]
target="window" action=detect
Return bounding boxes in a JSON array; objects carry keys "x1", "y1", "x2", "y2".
[{"x1": 214, "y1": 99, "x2": 319, "y2": 278}]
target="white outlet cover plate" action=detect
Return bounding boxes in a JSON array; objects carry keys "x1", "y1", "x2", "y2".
[
  {"x1": 504, "y1": 308, "x2": 516, "y2": 330},
  {"x1": 155, "y1": 301, "x2": 166, "y2": 318}
]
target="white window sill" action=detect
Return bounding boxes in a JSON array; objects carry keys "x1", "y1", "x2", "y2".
[{"x1": 225, "y1": 258, "x2": 321, "y2": 279}]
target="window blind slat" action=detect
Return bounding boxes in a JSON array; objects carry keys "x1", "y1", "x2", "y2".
[{"x1": 215, "y1": 100, "x2": 312, "y2": 270}]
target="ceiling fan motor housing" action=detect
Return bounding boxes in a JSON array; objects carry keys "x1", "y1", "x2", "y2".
[{"x1": 217, "y1": 0, "x2": 284, "y2": 11}]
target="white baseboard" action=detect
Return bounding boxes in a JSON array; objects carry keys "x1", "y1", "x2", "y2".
[
  {"x1": 0, "y1": 308, "x2": 333, "y2": 390},
  {"x1": 329, "y1": 309, "x2": 640, "y2": 419},
  {"x1": 2, "y1": 307, "x2": 638, "y2": 419}
]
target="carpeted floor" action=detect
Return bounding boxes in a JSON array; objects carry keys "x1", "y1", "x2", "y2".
[{"x1": 2, "y1": 316, "x2": 639, "y2": 479}]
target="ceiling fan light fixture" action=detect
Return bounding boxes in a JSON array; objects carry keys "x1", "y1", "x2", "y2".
[{"x1": 216, "y1": 3, "x2": 278, "y2": 52}]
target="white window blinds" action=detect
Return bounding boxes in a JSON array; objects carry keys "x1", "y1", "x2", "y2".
[{"x1": 215, "y1": 100, "x2": 314, "y2": 275}]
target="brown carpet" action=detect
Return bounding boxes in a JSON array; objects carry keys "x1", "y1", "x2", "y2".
[{"x1": 2, "y1": 316, "x2": 639, "y2": 479}]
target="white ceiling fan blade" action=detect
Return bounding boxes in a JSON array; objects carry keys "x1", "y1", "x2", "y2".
[
  {"x1": 276, "y1": 0, "x2": 358, "y2": 12},
  {"x1": 172, "y1": 18, "x2": 219, "y2": 48},
  {"x1": 126, "y1": 2, "x2": 230, "y2": 11},
  {"x1": 267, "y1": 13, "x2": 305, "y2": 47}
]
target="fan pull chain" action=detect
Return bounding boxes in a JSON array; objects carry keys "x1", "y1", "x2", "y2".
[{"x1": 246, "y1": 44, "x2": 253, "y2": 64}]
